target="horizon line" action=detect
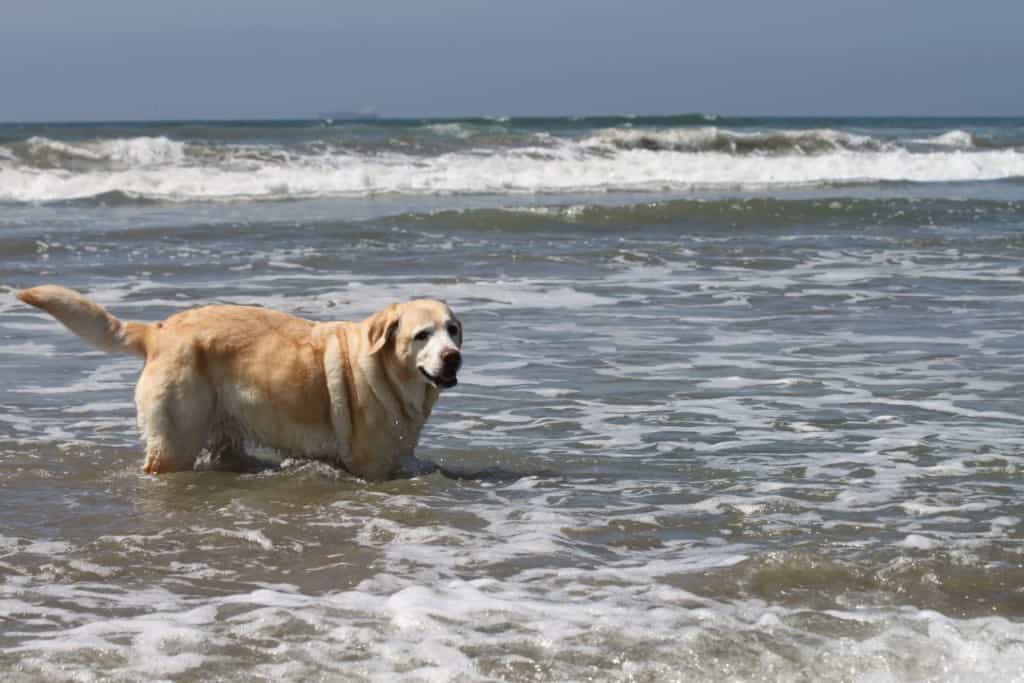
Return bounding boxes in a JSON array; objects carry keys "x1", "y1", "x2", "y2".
[{"x1": 2, "y1": 112, "x2": 1024, "y2": 126}]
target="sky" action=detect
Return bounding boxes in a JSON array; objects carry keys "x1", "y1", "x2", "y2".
[{"x1": 1, "y1": 0, "x2": 1022, "y2": 121}]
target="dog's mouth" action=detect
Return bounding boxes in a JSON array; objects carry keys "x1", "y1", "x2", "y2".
[{"x1": 419, "y1": 367, "x2": 458, "y2": 389}]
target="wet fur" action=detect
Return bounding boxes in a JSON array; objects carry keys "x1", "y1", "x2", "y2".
[{"x1": 17, "y1": 285, "x2": 462, "y2": 480}]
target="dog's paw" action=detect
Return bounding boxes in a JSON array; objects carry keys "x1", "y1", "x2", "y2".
[{"x1": 394, "y1": 455, "x2": 439, "y2": 478}]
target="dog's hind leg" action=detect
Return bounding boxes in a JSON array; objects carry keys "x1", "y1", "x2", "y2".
[
  {"x1": 136, "y1": 359, "x2": 214, "y2": 474},
  {"x1": 206, "y1": 418, "x2": 265, "y2": 472}
]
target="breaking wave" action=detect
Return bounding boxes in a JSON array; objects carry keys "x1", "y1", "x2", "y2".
[
  {"x1": 2, "y1": 127, "x2": 1024, "y2": 203},
  {"x1": 580, "y1": 126, "x2": 889, "y2": 154},
  {"x1": 924, "y1": 129, "x2": 977, "y2": 148},
  {"x1": 16, "y1": 135, "x2": 187, "y2": 168}
]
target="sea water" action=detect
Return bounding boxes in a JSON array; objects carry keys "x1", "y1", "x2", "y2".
[{"x1": 1, "y1": 115, "x2": 1023, "y2": 681}]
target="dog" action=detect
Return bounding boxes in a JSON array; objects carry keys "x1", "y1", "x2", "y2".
[{"x1": 17, "y1": 285, "x2": 462, "y2": 480}]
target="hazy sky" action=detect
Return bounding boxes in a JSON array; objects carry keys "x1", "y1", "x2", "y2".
[{"x1": 2, "y1": 0, "x2": 1022, "y2": 121}]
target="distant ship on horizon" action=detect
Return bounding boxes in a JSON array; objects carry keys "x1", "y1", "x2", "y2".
[{"x1": 318, "y1": 108, "x2": 380, "y2": 124}]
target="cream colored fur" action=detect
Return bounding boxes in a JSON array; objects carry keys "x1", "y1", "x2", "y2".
[{"x1": 17, "y1": 285, "x2": 463, "y2": 480}]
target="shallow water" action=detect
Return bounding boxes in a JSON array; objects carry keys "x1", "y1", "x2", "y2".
[{"x1": 1, "y1": 117, "x2": 1024, "y2": 681}]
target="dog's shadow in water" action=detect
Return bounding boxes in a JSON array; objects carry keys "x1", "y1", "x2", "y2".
[
  {"x1": 434, "y1": 464, "x2": 561, "y2": 484},
  {"x1": 393, "y1": 456, "x2": 560, "y2": 484},
  {"x1": 198, "y1": 452, "x2": 559, "y2": 485}
]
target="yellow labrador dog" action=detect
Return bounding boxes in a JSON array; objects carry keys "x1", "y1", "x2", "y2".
[{"x1": 17, "y1": 285, "x2": 462, "y2": 480}]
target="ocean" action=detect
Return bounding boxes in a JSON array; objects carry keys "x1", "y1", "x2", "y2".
[{"x1": 1, "y1": 115, "x2": 1023, "y2": 681}]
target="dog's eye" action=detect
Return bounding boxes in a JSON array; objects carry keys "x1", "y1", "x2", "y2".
[
  {"x1": 414, "y1": 329, "x2": 431, "y2": 342},
  {"x1": 447, "y1": 323, "x2": 460, "y2": 338}
]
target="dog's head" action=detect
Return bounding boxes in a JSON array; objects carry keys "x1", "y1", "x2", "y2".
[{"x1": 367, "y1": 300, "x2": 462, "y2": 389}]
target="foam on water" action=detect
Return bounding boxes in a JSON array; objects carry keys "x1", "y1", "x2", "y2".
[
  {"x1": 910, "y1": 129, "x2": 978, "y2": 148},
  {"x1": 581, "y1": 126, "x2": 886, "y2": 153},
  {"x1": 2, "y1": 128, "x2": 1024, "y2": 203},
  {"x1": 2, "y1": 129, "x2": 1023, "y2": 679},
  {"x1": 23, "y1": 135, "x2": 187, "y2": 166},
  {"x1": 3, "y1": 516, "x2": 1024, "y2": 682}
]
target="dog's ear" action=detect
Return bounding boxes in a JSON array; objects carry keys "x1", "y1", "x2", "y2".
[{"x1": 367, "y1": 304, "x2": 401, "y2": 355}]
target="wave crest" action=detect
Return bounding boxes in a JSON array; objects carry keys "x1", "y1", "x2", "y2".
[
  {"x1": 581, "y1": 127, "x2": 888, "y2": 155},
  {"x1": 909, "y1": 129, "x2": 977, "y2": 149},
  {"x1": 17, "y1": 136, "x2": 187, "y2": 169},
  {"x1": 2, "y1": 129, "x2": 1023, "y2": 203}
]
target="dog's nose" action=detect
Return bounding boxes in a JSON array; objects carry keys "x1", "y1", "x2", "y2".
[{"x1": 441, "y1": 348, "x2": 461, "y2": 371}]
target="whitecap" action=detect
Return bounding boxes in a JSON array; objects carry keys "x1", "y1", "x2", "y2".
[{"x1": 3, "y1": 136, "x2": 1024, "y2": 203}]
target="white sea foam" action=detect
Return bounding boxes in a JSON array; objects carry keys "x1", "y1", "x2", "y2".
[
  {"x1": 910, "y1": 129, "x2": 977, "y2": 148},
  {"x1": 25, "y1": 135, "x2": 187, "y2": 166},
  {"x1": 422, "y1": 123, "x2": 476, "y2": 139},
  {"x1": 205, "y1": 528, "x2": 276, "y2": 550},
  {"x1": 2, "y1": 132, "x2": 1023, "y2": 202},
  {"x1": 581, "y1": 126, "x2": 883, "y2": 153},
  {"x1": 6, "y1": 568, "x2": 1024, "y2": 682}
]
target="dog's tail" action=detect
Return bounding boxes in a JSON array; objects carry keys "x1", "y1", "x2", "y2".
[{"x1": 17, "y1": 285, "x2": 150, "y2": 358}]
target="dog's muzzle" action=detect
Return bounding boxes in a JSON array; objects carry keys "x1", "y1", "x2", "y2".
[
  {"x1": 420, "y1": 367, "x2": 458, "y2": 389},
  {"x1": 420, "y1": 349, "x2": 461, "y2": 389}
]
